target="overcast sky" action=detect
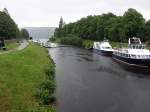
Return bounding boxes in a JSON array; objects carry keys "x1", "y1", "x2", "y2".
[{"x1": 0, "y1": 0, "x2": 150, "y2": 28}]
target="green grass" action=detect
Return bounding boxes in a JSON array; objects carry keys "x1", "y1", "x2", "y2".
[
  {"x1": 5, "y1": 42, "x2": 20, "y2": 50},
  {"x1": 0, "y1": 40, "x2": 20, "y2": 52},
  {"x1": 0, "y1": 43, "x2": 56, "y2": 112}
]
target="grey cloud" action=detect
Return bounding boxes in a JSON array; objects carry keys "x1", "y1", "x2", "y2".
[{"x1": 0, "y1": 0, "x2": 150, "y2": 27}]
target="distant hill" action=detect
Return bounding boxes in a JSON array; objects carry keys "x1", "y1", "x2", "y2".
[{"x1": 25, "y1": 27, "x2": 56, "y2": 39}]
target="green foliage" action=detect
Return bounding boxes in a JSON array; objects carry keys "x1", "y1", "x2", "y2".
[
  {"x1": 123, "y1": 8, "x2": 145, "y2": 41},
  {"x1": 49, "y1": 37, "x2": 56, "y2": 42},
  {"x1": 54, "y1": 17, "x2": 65, "y2": 37},
  {"x1": 5, "y1": 40, "x2": 20, "y2": 50},
  {"x1": 60, "y1": 34, "x2": 83, "y2": 46},
  {"x1": 0, "y1": 44, "x2": 55, "y2": 111},
  {"x1": 45, "y1": 66, "x2": 55, "y2": 80},
  {"x1": 20, "y1": 29, "x2": 29, "y2": 38},
  {"x1": 145, "y1": 20, "x2": 150, "y2": 42},
  {"x1": 0, "y1": 10, "x2": 20, "y2": 39},
  {"x1": 82, "y1": 40, "x2": 94, "y2": 49},
  {"x1": 35, "y1": 57, "x2": 56, "y2": 106},
  {"x1": 35, "y1": 80, "x2": 56, "y2": 105},
  {"x1": 29, "y1": 106, "x2": 56, "y2": 112},
  {"x1": 54, "y1": 8, "x2": 148, "y2": 43}
]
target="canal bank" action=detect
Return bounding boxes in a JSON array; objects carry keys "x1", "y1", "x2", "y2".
[
  {"x1": 0, "y1": 43, "x2": 56, "y2": 112},
  {"x1": 49, "y1": 46, "x2": 150, "y2": 112}
]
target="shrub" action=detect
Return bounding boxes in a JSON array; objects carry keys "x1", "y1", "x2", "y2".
[
  {"x1": 45, "y1": 66, "x2": 55, "y2": 80},
  {"x1": 49, "y1": 37, "x2": 56, "y2": 42},
  {"x1": 35, "y1": 80, "x2": 56, "y2": 105},
  {"x1": 60, "y1": 35, "x2": 83, "y2": 46}
]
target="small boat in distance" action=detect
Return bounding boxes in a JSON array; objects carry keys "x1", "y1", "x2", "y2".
[
  {"x1": 93, "y1": 38, "x2": 113, "y2": 56},
  {"x1": 43, "y1": 42, "x2": 57, "y2": 48},
  {"x1": 113, "y1": 37, "x2": 150, "y2": 68}
]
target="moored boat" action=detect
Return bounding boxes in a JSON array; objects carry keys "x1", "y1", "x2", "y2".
[
  {"x1": 43, "y1": 42, "x2": 57, "y2": 48},
  {"x1": 113, "y1": 37, "x2": 150, "y2": 68},
  {"x1": 93, "y1": 38, "x2": 113, "y2": 56}
]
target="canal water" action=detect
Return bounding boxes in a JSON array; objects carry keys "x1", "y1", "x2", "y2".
[{"x1": 49, "y1": 47, "x2": 150, "y2": 112}]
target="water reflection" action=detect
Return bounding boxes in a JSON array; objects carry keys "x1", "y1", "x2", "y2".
[{"x1": 49, "y1": 47, "x2": 150, "y2": 112}]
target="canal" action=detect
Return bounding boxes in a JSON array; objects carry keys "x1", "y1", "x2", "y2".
[{"x1": 49, "y1": 47, "x2": 150, "y2": 112}]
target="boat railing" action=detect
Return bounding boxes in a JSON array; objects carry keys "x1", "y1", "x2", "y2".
[{"x1": 113, "y1": 50, "x2": 150, "y2": 59}]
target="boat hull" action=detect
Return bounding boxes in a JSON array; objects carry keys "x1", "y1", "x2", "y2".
[
  {"x1": 93, "y1": 49, "x2": 113, "y2": 56},
  {"x1": 113, "y1": 54, "x2": 150, "y2": 68}
]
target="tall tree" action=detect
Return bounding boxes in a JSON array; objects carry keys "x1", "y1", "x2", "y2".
[
  {"x1": 54, "y1": 17, "x2": 65, "y2": 37},
  {"x1": 144, "y1": 20, "x2": 150, "y2": 41},
  {"x1": 59, "y1": 17, "x2": 64, "y2": 29},
  {"x1": 20, "y1": 29, "x2": 29, "y2": 38},
  {"x1": 123, "y1": 8, "x2": 145, "y2": 40},
  {"x1": 0, "y1": 9, "x2": 19, "y2": 39},
  {"x1": 3, "y1": 8, "x2": 10, "y2": 15},
  {"x1": 107, "y1": 17, "x2": 125, "y2": 42},
  {"x1": 54, "y1": 8, "x2": 148, "y2": 42}
]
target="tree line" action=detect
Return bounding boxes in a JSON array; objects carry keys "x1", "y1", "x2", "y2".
[
  {"x1": 0, "y1": 8, "x2": 29, "y2": 40},
  {"x1": 54, "y1": 8, "x2": 150, "y2": 42}
]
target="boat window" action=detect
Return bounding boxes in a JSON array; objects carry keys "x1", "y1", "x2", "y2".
[
  {"x1": 128, "y1": 54, "x2": 130, "y2": 58},
  {"x1": 137, "y1": 55, "x2": 141, "y2": 58},
  {"x1": 119, "y1": 52, "x2": 121, "y2": 56},
  {"x1": 138, "y1": 45, "x2": 144, "y2": 49},
  {"x1": 117, "y1": 52, "x2": 119, "y2": 55},
  {"x1": 105, "y1": 47, "x2": 111, "y2": 49},
  {"x1": 142, "y1": 55, "x2": 144, "y2": 58},
  {"x1": 146, "y1": 55, "x2": 149, "y2": 58},
  {"x1": 123, "y1": 53, "x2": 125, "y2": 57},
  {"x1": 133, "y1": 46, "x2": 135, "y2": 49},
  {"x1": 131, "y1": 55, "x2": 136, "y2": 58}
]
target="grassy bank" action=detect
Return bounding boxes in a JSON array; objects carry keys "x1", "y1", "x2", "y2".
[
  {"x1": 0, "y1": 43, "x2": 56, "y2": 112},
  {"x1": 0, "y1": 40, "x2": 20, "y2": 52},
  {"x1": 5, "y1": 41, "x2": 20, "y2": 50}
]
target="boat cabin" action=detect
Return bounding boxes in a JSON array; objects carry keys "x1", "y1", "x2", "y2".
[
  {"x1": 128, "y1": 44, "x2": 145, "y2": 49},
  {"x1": 113, "y1": 37, "x2": 150, "y2": 59},
  {"x1": 128, "y1": 37, "x2": 145, "y2": 49}
]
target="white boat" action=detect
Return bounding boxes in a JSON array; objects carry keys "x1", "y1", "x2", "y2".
[
  {"x1": 43, "y1": 42, "x2": 57, "y2": 48},
  {"x1": 93, "y1": 39, "x2": 113, "y2": 56},
  {"x1": 113, "y1": 37, "x2": 150, "y2": 68}
]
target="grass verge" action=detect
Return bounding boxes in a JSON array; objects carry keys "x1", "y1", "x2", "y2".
[
  {"x1": 0, "y1": 40, "x2": 20, "y2": 52},
  {"x1": 0, "y1": 43, "x2": 56, "y2": 112},
  {"x1": 5, "y1": 41, "x2": 20, "y2": 50}
]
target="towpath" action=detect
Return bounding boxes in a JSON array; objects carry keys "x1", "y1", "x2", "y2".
[{"x1": 0, "y1": 40, "x2": 29, "y2": 55}]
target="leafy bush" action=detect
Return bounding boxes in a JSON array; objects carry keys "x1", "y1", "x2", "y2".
[
  {"x1": 35, "y1": 55, "x2": 56, "y2": 106},
  {"x1": 29, "y1": 106, "x2": 56, "y2": 112},
  {"x1": 35, "y1": 80, "x2": 56, "y2": 105},
  {"x1": 60, "y1": 35, "x2": 83, "y2": 46},
  {"x1": 45, "y1": 66, "x2": 55, "y2": 80},
  {"x1": 49, "y1": 37, "x2": 56, "y2": 42}
]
